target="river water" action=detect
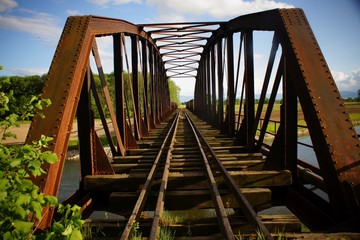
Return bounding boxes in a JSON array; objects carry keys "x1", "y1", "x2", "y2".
[{"x1": 58, "y1": 126, "x2": 360, "y2": 202}]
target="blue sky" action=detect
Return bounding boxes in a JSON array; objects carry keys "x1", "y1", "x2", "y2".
[{"x1": 0, "y1": 0, "x2": 359, "y2": 97}]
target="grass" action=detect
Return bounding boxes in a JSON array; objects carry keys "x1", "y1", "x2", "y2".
[
  {"x1": 158, "y1": 227, "x2": 175, "y2": 240},
  {"x1": 160, "y1": 211, "x2": 183, "y2": 225},
  {"x1": 129, "y1": 221, "x2": 142, "y2": 240},
  {"x1": 67, "y1": 135, "x2": 115, "y2": 151}
]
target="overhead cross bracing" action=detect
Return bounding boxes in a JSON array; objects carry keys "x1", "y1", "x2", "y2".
[{"x1": 140, "y1": 22, "x2": 223, "y2": 79}]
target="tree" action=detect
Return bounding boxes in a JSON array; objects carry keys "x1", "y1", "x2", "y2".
[{"x1": 168, "y1": 79, "x2": 181, "y2": 106}]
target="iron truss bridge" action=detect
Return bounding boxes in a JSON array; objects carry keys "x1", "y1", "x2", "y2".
[{"x1": 25, "y1": 8, "x2": 360, "y2": 238}]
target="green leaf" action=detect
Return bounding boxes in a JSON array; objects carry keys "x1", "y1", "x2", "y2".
[
  {"x1": 0, "y1": 191, "x2": 8, "y2": 201},
  {"x1": 39, "y1": 135, "x2": 53, "y2": 147},
  {"x1": 69, "y1": 229, "x2": 82, "y2": 240},
  {"x1": 9, "y1": 158, "x2": 21, "y2": 168},
  {"x1": 13, "y1": 220, "x2": 33, "y2": 233},
  {"x1": 52, "y1": 222, "x2": 64, "y2": 233},
  {"x1": 62, "y1": 225, "x2": 73, "y2": 236},
  {"x1": 44, "y1": 195, "x2": 58, "y2": 205},
  {"x1": 29, "y1": 160, "x2": 41, "y2": 169},
  {"x1": 19, "y1": 179, "x2": 34, "y2": 190},
  {"x1": 30, "y1": 201, "x2": 42, "y2": 220},
  {"x1": 13, "y1": 205, "x2": 27, "y2": 219},
  {"x1": 15, "y1": 194, "x2": 31, "y2": 206},
  {"x1": 0, "y1": 178, "x2": 9, "y2": 191},
  {"x1": 42, "y1": 99, "x2": 52, "y2": 107},
  {"x1": 40, "y1": 152, "x2": 58, "y2": 164}
]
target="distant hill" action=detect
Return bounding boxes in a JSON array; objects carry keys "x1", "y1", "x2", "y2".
[
  {"x1": 180, "y1": 91, "x2": 358, "y2": 104},
  {"x1": 340, "y1": 91, "x2": 358, "y2": 99}
]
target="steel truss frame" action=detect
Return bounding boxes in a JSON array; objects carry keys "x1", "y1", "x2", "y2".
[
  {"x1": 194, "y1": 8, "x2": 360, "y2": 230},
  {"x1": 26, "y1": 16, "x2": 173, "y2": 228},
  {"x1": 26, "y1": 9, "x2": 360, "y2": 231}
]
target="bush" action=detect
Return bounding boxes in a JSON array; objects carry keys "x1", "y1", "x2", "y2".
[{"x1": 0, "y1": 66, "x2": 84, "y2": 239}]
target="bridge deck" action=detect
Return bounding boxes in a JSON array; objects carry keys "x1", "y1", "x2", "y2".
[{"x1": 80, "y1": 109, "x2": 299, "y2": 239}]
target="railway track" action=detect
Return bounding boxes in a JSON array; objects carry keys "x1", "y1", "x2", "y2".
[{"x1": 84, "y1": 109, "x2": 300, "y2": 239}]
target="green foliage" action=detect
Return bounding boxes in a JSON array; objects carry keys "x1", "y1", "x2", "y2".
[
  {"x1": 0, "y1": 66, "x2": 84, "y2": 239},
  {"x1": 42, "y1": 204, "x2": 84, "y2": 240},
  {"x1": 0, "y1": 75, "x2": 45, "y2": 121},
  {"x1": 168, "y1": 79, "x2": 181, "y2": 106},
  {"x1": 0, "y1": 71, "x2": 182, "y2": 121},
  {"x1": 0, "y1": 135, "x2": 58, "y2": 239}
]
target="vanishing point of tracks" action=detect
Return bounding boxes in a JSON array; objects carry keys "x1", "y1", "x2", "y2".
[{"x1": 84, "y1": 109, "x2": 298, "y2": 239}]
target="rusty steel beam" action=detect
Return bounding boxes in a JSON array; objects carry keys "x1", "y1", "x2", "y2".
[
  {"x1": 26, "y1": 15, "x2": 169, "y2": 229},
  {"x1": 92, "y1": 40, "x2": 126, "y2": 156},
  {"x1": 196, "y1": 8, "x2": 360, "y2": 227},
  {"x1": 114, "y1": 33, "x2": 127, "y2": 150},
  {"x1": 278, "y1": 9, "x2": 360, "y2": 220}
]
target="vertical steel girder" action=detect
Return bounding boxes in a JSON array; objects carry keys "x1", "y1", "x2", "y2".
[
  {"x1": 26, "y1": 16, "x2": 170, "y2": 228},
  {"x1": 196, "y1": 8, "x2": 360, "y2": 227}
]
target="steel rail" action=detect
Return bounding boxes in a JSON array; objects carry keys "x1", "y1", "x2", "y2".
[
  {"x1": 120, "y1": 111, "x2": 180, "y2": 239},
  {"x1": 184, "y1": 111, "x2": 235, "y2": 240},
  {"x1": 185, "y1": 111, "x2": 274, "y2": 240},
  {"x1": 149, "y1": 109, "x2": 181, "y2": 239}
]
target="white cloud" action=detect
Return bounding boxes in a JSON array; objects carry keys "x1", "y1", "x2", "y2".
[
  {"x1": 8, "y1": 67, "x2": 48, "y2": 76},
  {"x1": 146, "y1": 0, "x2": 294, "y2": 19},
  {"x1": 0, "y1": 10, "x2": 62, "y2": 45},
  {"x1": 0, "y1": 0, "x2": 17, "y2": 12},
  {"x1": 332, "y1": 69, "x2": 360, "y2": 91},
  {"x1": 67, "y1": 9, "x2": 82, "y2": 16},
  {"x1": 86, "y1": 0, "x2": 142, "y2": 7},
  {"x1": 155, "y1": 13, "x2": 186, "y2": 23}
]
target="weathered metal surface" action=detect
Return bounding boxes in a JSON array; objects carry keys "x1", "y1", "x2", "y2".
[
  {"x1": 279, "y1": 9, "x2": 360, "y2": 219},
  {"x1": 26, "y1": 15, "x2": 170, "y2": 228},
  {"x1": 193, "y1": 8, "x2": 360, "y2": 228}
]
